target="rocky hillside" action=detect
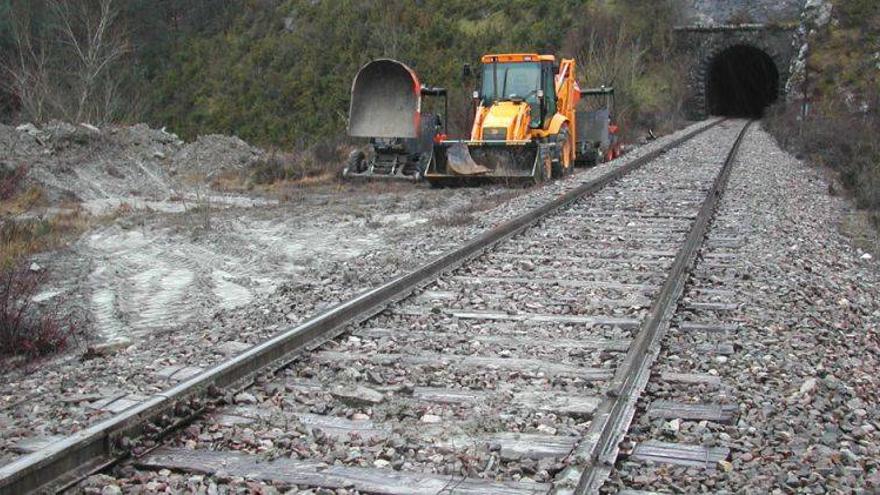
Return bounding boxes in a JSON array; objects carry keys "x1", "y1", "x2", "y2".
[{"x1": 766, "y1": 0, "x2": 880, "y2": 228}]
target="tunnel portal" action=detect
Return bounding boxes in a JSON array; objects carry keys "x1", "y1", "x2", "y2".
[{"x1": 707, "y1": 45, "x2": 779, "y2": 117}]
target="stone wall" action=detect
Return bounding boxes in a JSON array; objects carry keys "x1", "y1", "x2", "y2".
[{"x1": 685, "y1": 0, "x2": 807, "y2": 25}]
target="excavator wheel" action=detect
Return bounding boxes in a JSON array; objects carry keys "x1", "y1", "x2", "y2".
[
  {"x1": 551, "y1": 160, "x2": 563, "y2": 179},
  {"x1": 577, "y1": 148, "x2": 598, "y2": 168},
  {"x1": 536, "y1": 144, "x2": 553, "y2": 185},
  {"x1": 561, "y1": 125, "x2": 573, "y2": 169},
  {"x1": 538, "y1": 147, "x2": 553, "y2": 182},
  {"x1": 551, "y1": 126, "x2": 571, "y2": 179}
]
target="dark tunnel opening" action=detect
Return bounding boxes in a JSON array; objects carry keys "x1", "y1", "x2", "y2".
[{"x1": 707, "y1": 45, "x2": 779, "y2": 117}]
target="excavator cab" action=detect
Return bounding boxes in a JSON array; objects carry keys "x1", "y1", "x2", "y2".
[{"x1": 478, "y1": 59, "x2": 560, "y2": 131}]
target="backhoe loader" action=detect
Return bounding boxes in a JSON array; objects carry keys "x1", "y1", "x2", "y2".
[{"x1": 426, "y1": 53, "x2": 588, "y2": 186}]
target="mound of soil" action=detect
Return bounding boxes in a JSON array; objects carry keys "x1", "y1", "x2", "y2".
[
  {"x1": 0, "y1": 122, "x2": 265, "y2": 204},
  {"x1": 173, "y1": 134, "x2": 264, "y2": 179}
]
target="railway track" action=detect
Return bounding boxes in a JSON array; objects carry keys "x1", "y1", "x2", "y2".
[
  {"x1": 599, "y1": 127, "x2": 755, "y2": 493},
  {"x1": 0, "y1": 118, "x2": 752, "y2": 494}
]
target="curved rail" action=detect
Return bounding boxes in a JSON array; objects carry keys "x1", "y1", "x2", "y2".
[{"x1": 0, "y1": 119, "x2": 723, "y2": 495}]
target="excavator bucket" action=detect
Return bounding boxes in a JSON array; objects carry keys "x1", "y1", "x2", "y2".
[
  {"x1": 349, "y1": 59, "x2": 420, "y2": 139},
  {"x1": 444, "y1": 143, "x2": 491, "y2": 175},
  {"x1": 427, "y1": 142, "x2": 544, "y2": 186}
]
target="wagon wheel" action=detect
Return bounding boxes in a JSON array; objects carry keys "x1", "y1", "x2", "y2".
[{"x1": 343, "y1": 150, "x2": 367, "y2": 177}]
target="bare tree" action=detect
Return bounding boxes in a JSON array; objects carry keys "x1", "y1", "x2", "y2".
[
  {"x1": 564, "y1": 1, "x2": 688, "y2": 135},
  {"x1": 51, "y1": 0, "x2": 129, "y2": 124},
  {"x1": 3, "y1": 6, "x2": 53, "y2": 122},
  {"x1": 2, "y1": 0, "x2": 130, "y2": 125},
  {"x1": 566, "y1": 9, "x2": 648, "y2": 129}
]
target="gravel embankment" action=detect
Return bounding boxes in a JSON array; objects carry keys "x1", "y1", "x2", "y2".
[{"x1": 604, "y1": 124, "x2": 880, "y2": 492}]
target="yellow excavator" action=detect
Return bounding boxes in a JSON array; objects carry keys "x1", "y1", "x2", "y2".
[{"x1": 426, "y1": 53, "x2": 585, "y2": 186}]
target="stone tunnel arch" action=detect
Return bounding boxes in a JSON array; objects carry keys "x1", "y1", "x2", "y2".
[
  {"x1": 706, "y1": 44, "x2": 779, "y2": 117},
  {"x1": 676, "y1": 26, "x2": 796, "y2": 120}
]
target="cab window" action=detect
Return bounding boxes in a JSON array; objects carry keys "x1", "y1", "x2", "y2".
[{"x1": 480, "y1": 62, "x2": 541, "y2": 104}]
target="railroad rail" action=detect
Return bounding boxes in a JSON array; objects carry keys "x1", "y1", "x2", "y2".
[{"x1": 0, "y1": 118, "x2": 752, "y2": 494}]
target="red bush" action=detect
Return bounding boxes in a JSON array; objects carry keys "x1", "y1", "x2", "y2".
[{"x1": 0, "y1": 264, "x2": 77, "y2": 358}]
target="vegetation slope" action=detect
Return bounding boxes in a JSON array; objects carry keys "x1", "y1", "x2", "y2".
[{"x1": 0, "y1": 0, "x2": 687, "y2": 146}]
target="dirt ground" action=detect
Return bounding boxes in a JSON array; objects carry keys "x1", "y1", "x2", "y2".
[
  {"x1": 1, "y1": 121, "x2": 520, "y2": 346},
  {"x1": 37, "y1": 183, "x2": 518, "y2": 343},
  {"x1": 0, "y1": 120, "x2": 541, "y2": 466}
]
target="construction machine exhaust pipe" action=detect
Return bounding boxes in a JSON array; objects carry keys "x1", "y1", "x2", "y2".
[{"x1": 349, "y1": 59, "x2": 421, "y2": 139}]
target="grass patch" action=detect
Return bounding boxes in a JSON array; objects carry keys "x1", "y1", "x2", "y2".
[
  {"x1": 431, "y1": 212, "x2": 476, "y2": 227},
  {"x1": 1, "y1": 165, "x2": 91, "y2": 359},
  {"x1": 467, "y1": 190, "x2": 524, "y2": 213},
  {"x1": 247, "y1": 151, "x2": 327, "y2": 185},
  {"x1": 1, "y1": 164, "x2": 29, "y2": 201},
  {"x1": 1, "y1": 162, "x2": 91, "y2": 268},
  {"x1": 1, "y1": 210, "x2": 91, "y2": 269},
  {"x1": 1, "y1": 164, "x2": 47, "y2": 215},
  {"x1": 0, "y1": 185, "x2": 44, "y2": 216},
  {"x1": 839, "y1": 210, "x2": 880, "y2": 258},
  {"x1": 430, "y1": 189, "x2": 524, "y2": 228},
  {"x1": 212, "y1": 143, "x2": 344, "y2": 195},
  {"x1": 765, "y1": 100, "x2": 880, "y2": 254},
  {"x1": 0, "y1": 168, "x2": 88, "y2": 361}
]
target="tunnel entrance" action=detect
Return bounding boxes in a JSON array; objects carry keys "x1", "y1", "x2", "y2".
[{"x1": 707, "y1": 45, "x2": 779, "y2": 117}]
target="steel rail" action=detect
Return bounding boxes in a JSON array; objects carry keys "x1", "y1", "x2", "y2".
[
  {"x1": 565, "y1": 120, "x2": 753, "y2": 494},
  {"x1": 0, "y1": 119, "x2": 723, "y2": 495}
]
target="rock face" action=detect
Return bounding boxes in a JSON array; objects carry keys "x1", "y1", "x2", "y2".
[
  {"x1": 676, "y1": 25, "x2": 799, "y2": 119},
  {"x1": 785, "y1": 0, "x2": 833, "y2": 99},
  {"x1": 685, "y1": 0, "x2": 807, "y2": 26}
]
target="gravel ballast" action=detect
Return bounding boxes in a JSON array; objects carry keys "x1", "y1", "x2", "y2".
[
  {"x1": 603, "y1": 124, "x2": 880, "y2": 493},
  {"x1": 47, "y1": 119, "x2": 879, "y2": 494},
  {"x1": 67, "y1": 120, "x2": 737, "y2": 493}
]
